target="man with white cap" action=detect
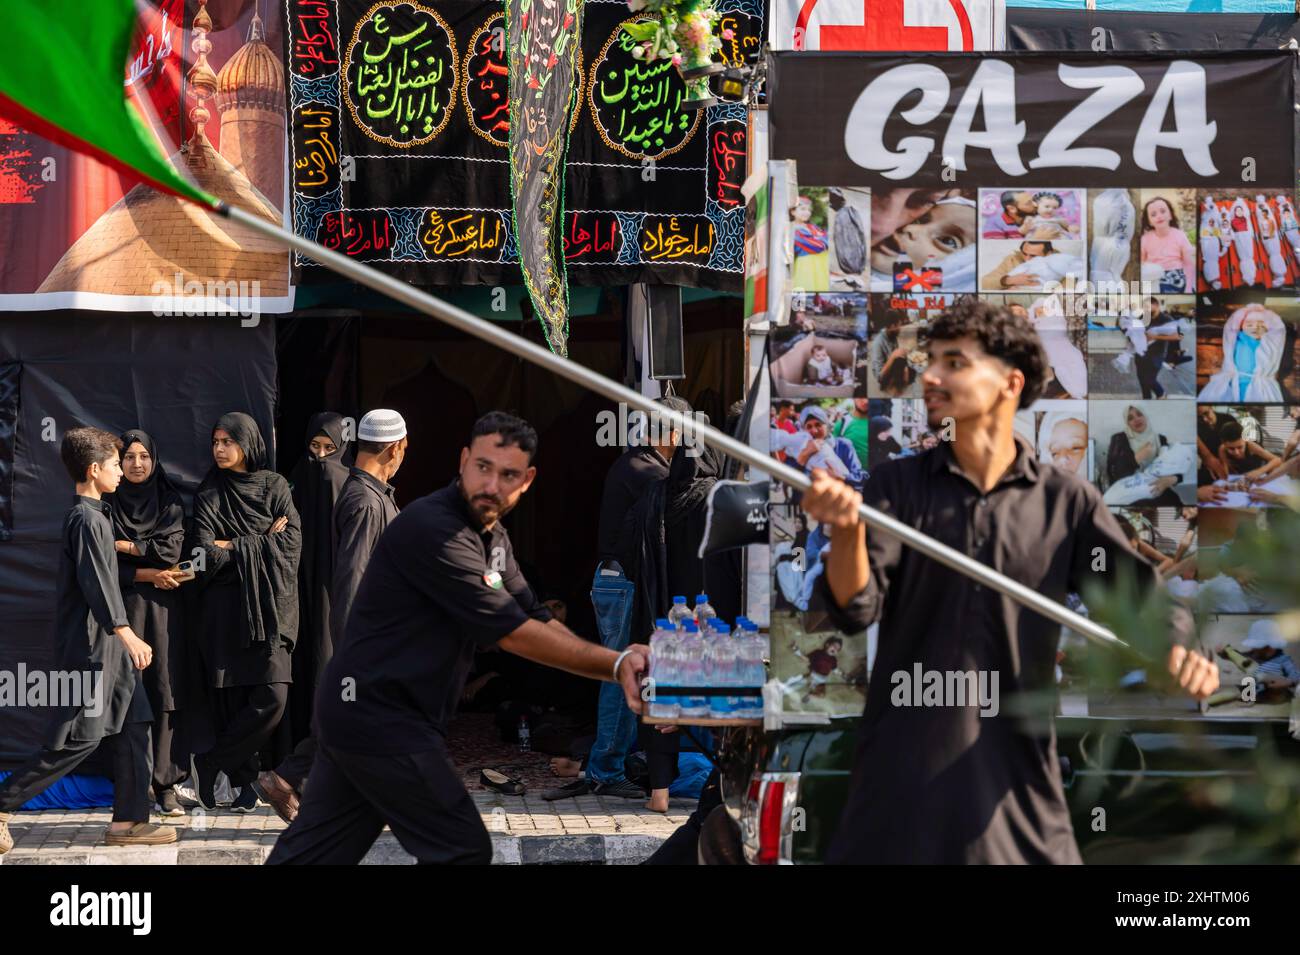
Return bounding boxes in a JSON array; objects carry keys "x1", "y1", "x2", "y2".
[
  {"x1": 254, "y1": 410, "x2": 408, "y2": 820},
  {"x1": 1242, "y1": 619, "x2": 1299, "y2": 692}
]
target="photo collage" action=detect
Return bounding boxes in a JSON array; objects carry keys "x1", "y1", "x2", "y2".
[{"x1": 771, "y1": 184, "x2": 1300, "y2": 718}]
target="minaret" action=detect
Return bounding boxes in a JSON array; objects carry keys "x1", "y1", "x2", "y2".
[
  {"x1": 214, "y1": 1, "x2": 287, "y2": 209},
  {"x1": 185, "y1": 0, "x2": 220, "y2": 169}
]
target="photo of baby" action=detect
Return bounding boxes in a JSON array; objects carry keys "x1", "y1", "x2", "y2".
[
  {"x1": 769, "y1": 504, "x2": 870, "y2": 718},
  {"x1": 1196, "y1": 296, "x2": 1300, "y2": 403},
  {"x1": 1138, "y1": 189, "x2": 1197, "y2": 294},
  {"x1": 768, "y1": 398, "x2": 867, "y2": 492},
  {"x1": 1089, "y1": 399, "x2": 1197, "y2": 507},
  {"x1": 770, "y1": 293, "x2": 867, "y2": 399},
  {"x1": 979, "y1": 189, "x2": 1087, "y2": 294},
  {"x1": 1088, "y1": 295, "x2": 1195, "y2": 400},
  {"x1": 1195, "y1": 404, "x2": 1300, "y2": 509},
  {"x1": 1197, "y1": 190, "x2": 1300, "y2": 292},
  {"x1": 1088, "y1": 188, "x2": 1140, "y2": 287},
  {"x1": 870, "y1": 188, "x2": 977, "y2": 293},
  {"x1": 993, "y1": 294, "x2": 1088, "y2": 399},
  {"x1": 1199, "y1": 615, "x2": 1299, "y2": 719}
]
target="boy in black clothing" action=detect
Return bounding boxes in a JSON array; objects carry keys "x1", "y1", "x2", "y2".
[{"x1": 0, "y1": 428, "x2": 177, "y2": 854}]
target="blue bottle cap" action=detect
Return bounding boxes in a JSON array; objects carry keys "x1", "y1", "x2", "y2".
[
  {"x1": 673, "y1": 595, "x2": 687, "y2": 604},
  {"x1": 695, "y1": 593, "x2": 709, "y2": 603}
]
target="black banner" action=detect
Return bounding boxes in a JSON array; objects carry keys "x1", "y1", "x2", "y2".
[
  {"x1": 1006, "y1": 9, "x2": 1300, "y2": 52},
  {"x1": 286, "y1": 0, "x2": 763, "y2": 292},
  {"x1": 769, "y1": 51, "x2": 1294, "y2": 189}
]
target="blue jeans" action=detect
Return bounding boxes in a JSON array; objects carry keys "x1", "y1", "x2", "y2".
[{"x1": 587, "y1": 564, "x2": 638, "y2": 785}]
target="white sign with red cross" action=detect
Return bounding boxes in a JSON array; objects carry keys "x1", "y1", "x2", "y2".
[{"x1": 771, "y1": 0, "x2": 1005, "y2": 53}]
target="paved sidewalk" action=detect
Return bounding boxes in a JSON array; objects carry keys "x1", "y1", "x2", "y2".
[{"x1": 0, "y1": 791, "x2": 692, "y2": 865}]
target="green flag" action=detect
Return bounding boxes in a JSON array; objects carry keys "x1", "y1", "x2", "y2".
[{"x1": 0, "y1": 0, "x2": 217, "y2": 208}]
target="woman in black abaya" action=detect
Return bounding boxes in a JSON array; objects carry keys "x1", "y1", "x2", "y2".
[
  {"x1": 106, "y1": 429, "x2": 190, "y2": 816},
  {"x1": 187, "y1": 413, "x2": 301, "y2": 812},
  {"x1": 288, "y1": 412, "x2": 350, "y2": 745}
]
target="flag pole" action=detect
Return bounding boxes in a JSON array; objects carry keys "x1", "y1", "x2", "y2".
[{"x1": 217, "y1": 200, "x2": 1137, "y2": 656}]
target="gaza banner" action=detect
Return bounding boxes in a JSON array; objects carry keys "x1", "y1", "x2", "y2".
[{"x1": 764, "y1": 50, "x2": 1300, "y2": 719}]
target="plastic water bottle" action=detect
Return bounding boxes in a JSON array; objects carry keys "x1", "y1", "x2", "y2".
[
  {"x1": 739, "y1": 620, "x2": 767, "y2": 719},
  {"x1": 667, "y1": 595, "x2": 692, "y2": 631},
  {"x1": 517, "y1": 715, "x2": 531, "y2": 752},
  {"x1": 679, "y1": 621, "x2": 709, "y2": 717},
  {"x1": 708, "y1": 620, "x2": 735, "y2": 719},
  {"x1": 648, "y1": 618, "x2": 679, "y2": 719},
  {"x1": 693, "y1": 593, "x2": 717, "y2": 631}
]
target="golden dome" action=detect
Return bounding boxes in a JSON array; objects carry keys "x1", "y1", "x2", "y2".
[
  {"x1": 215, "y1": 12, "x2": 285, "y2": 112},
  {"x1": 36, "y1": 135, "x2": 287, "y2": 297}
]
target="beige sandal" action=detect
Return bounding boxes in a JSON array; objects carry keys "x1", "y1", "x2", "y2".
[{"x1": 104, "y1": 822, "x2": 178, "y2": 846}]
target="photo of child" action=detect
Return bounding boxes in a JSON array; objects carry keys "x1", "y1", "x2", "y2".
[
  {"x1": 865, "y1": 294, "x2": 972, "y2": 398},
  {"x1": 870, "y1": 189, "x2": 977, "y2": 293},
  {"x1": 767, "y1": 398, "x2": 867, "y2": 491},
  {"x1": 1199, "y1": 616, "x2": 1299, "y2": 719},
  {"x1": 1088, "y1": 188, "x2": 1140, "y2": 286},
  {"x1": 1138, "y1": 189, "x2": 1197, "y2": 294},
  {"x1": 1012, "y1": 401, "x2": 1089, "y2": 478},
  {"x1": 1196, "y1": 296, "x2": 1300, "y2": 404},
  {"x1": 790, "y1": 189, "x2": 830, "y2": 292},
  {"x1": 978, "y1": 188, "x2": 1087, "y2": 293},
  {"x1": 770, "y1": 293, "x2": 867, "y2": 399},
  {"x1": 1088, "y1": 295, "x2": 1195, "y2": 400},
  {"x1": 980, "y1": 240, "x2": 1087, "y2": 292},
  {"x1": 1197, "y1": 190, "x2": 1300, "y2": 292},
  {"x1": 769, "y1": 504, "x2": 869, "y2": 718}
]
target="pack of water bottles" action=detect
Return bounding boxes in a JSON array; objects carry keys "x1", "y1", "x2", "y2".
[{"x1": 647, "y1": 594, "x2": 768, "y2": 723}]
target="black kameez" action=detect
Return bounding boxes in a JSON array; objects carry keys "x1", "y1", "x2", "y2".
[
  {"x1": 105, "y1": 430, "x2": 187, "y2": 790},
  {"x1": 288, "y1": 412, "x2": 350, "y2": 742},
  {"x1": 328, "y1": 466, "x2": 400, "y2": 651}
]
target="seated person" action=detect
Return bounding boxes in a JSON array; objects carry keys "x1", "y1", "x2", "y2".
[{"x1": 1216, "y1": 419, "x2": 1280, "y2": 485}]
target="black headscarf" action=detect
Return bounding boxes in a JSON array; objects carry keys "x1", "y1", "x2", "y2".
[
  {"x1": 192, "y1": 412, "x2": 300, "y2": 645},
  {"x1": 108, "y1": 429, "x2": 185, "y2": 549}
]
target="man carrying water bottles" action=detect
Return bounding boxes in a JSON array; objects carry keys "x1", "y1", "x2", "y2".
[{"x1": 267, "y1": 412, "x2": 649, "y2": 865}]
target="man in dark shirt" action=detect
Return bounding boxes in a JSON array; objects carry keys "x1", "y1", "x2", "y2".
[
  {"x1": 800, "y1": 299, "x2": 1219, "y2": 864},
  {"x1": 0, "y1": 428, "x2": 175, "y2": 854},
  {"x1": 256, "y1": 409, "x2": 409, "y2": 822},
  {"x1": 562, "y1": 396, "x2": 687, "y2": 801},
  {"x1": 267, "y1": 412, "x2": 648, "y2": 865}
]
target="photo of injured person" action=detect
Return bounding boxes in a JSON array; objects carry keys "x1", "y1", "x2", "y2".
[
  {"x1": 869, "y1": 187, "x2": 977, "y2": 294},
  {"x1": 980, "y1": 188, "x2": 1087, "y2": 293}
]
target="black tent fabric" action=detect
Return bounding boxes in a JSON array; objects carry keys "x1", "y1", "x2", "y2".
[
  {"x1": 1007, "y1": 9, "x2": 1300, "y2": 50},
  {"x1": 0, "y1": 313, "x2": 277, "y2": 765}
]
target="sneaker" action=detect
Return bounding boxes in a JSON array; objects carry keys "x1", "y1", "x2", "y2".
[
  {"x1": 104, "y1": 822, "x2": 178, "y2": 846},
  {"x1": 154, "y1": 787, "x2": 185, "y2": 817},
  {"x1": 191, "y1": 754, "x2": 219, "y2": 811},
  {"x1": 0, "y1": 812, "x2": 12, "y2": 854},
  {"x1": 592, "y1": 778, "x2": 648, "y2": 799},
  {"x1": 250, "y1": 771, "x2": 299, "y2": 824},
  {"x1": 539, "y1": 779, "x2": 592, "y2": 801},
  {"x1": 230, "y1": 785, "x2": 260, "y2": 813}
]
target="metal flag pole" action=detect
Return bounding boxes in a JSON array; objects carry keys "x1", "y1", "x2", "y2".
[{"x1": 217, "y1": 201, "x2": 1135, "y2": 656}]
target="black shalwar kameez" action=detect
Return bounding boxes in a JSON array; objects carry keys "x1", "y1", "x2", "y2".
[
  {"x1": 188, "y1": 413, "x2": 301, "y2": 787},
  {"x1": 0, "y1": 496, "x2": 154, "y2": 822}
]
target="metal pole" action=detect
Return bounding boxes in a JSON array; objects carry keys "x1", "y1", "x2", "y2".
[{"x1": 220, "y1": 201, "x2": 1135, "y2": 655}]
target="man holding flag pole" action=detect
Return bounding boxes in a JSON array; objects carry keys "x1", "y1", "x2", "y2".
[{"x1": 0, "y1": 0, "x2": 1220, "y2": 863}]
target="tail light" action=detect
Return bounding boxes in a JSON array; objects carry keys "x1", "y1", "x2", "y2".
[{"x1": 740, "y1": 771, "x2": 800, "y2": 865}]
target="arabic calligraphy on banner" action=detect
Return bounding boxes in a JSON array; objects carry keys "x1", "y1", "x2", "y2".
[
  {"x1": 286, "y1": 0, "x2": 757, "y2": 293},
  {"x1": 419, "y1": 208, "x2": 509, "y2": 260},
  {"x1": 708, "y1": 119, "x2": 746, "y2": 211},
  {"x1": 343, "y1": 0, "x2": 458, "y2": 148},
  {"x1": 716, "y1": 11, "x2": 762, "y2": 68},
  {"x1": 640, "y1": 214, "x2": 715, "y2": 265},
  {"x1": 564, "y1": 212, "x2": 622, "y2": 263},
  {"x1": 293, "y1": 103, "x2": 342, "y2": 197},
  {"x1": 292, "y1": 0, "x2": 340, "y2": 77},
  {"x1": 589, "y1": 16, "x2": 698, "y2": 160},
  {"x1": 318, "y1": 209, "x2": 395, "y2": 259}
]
